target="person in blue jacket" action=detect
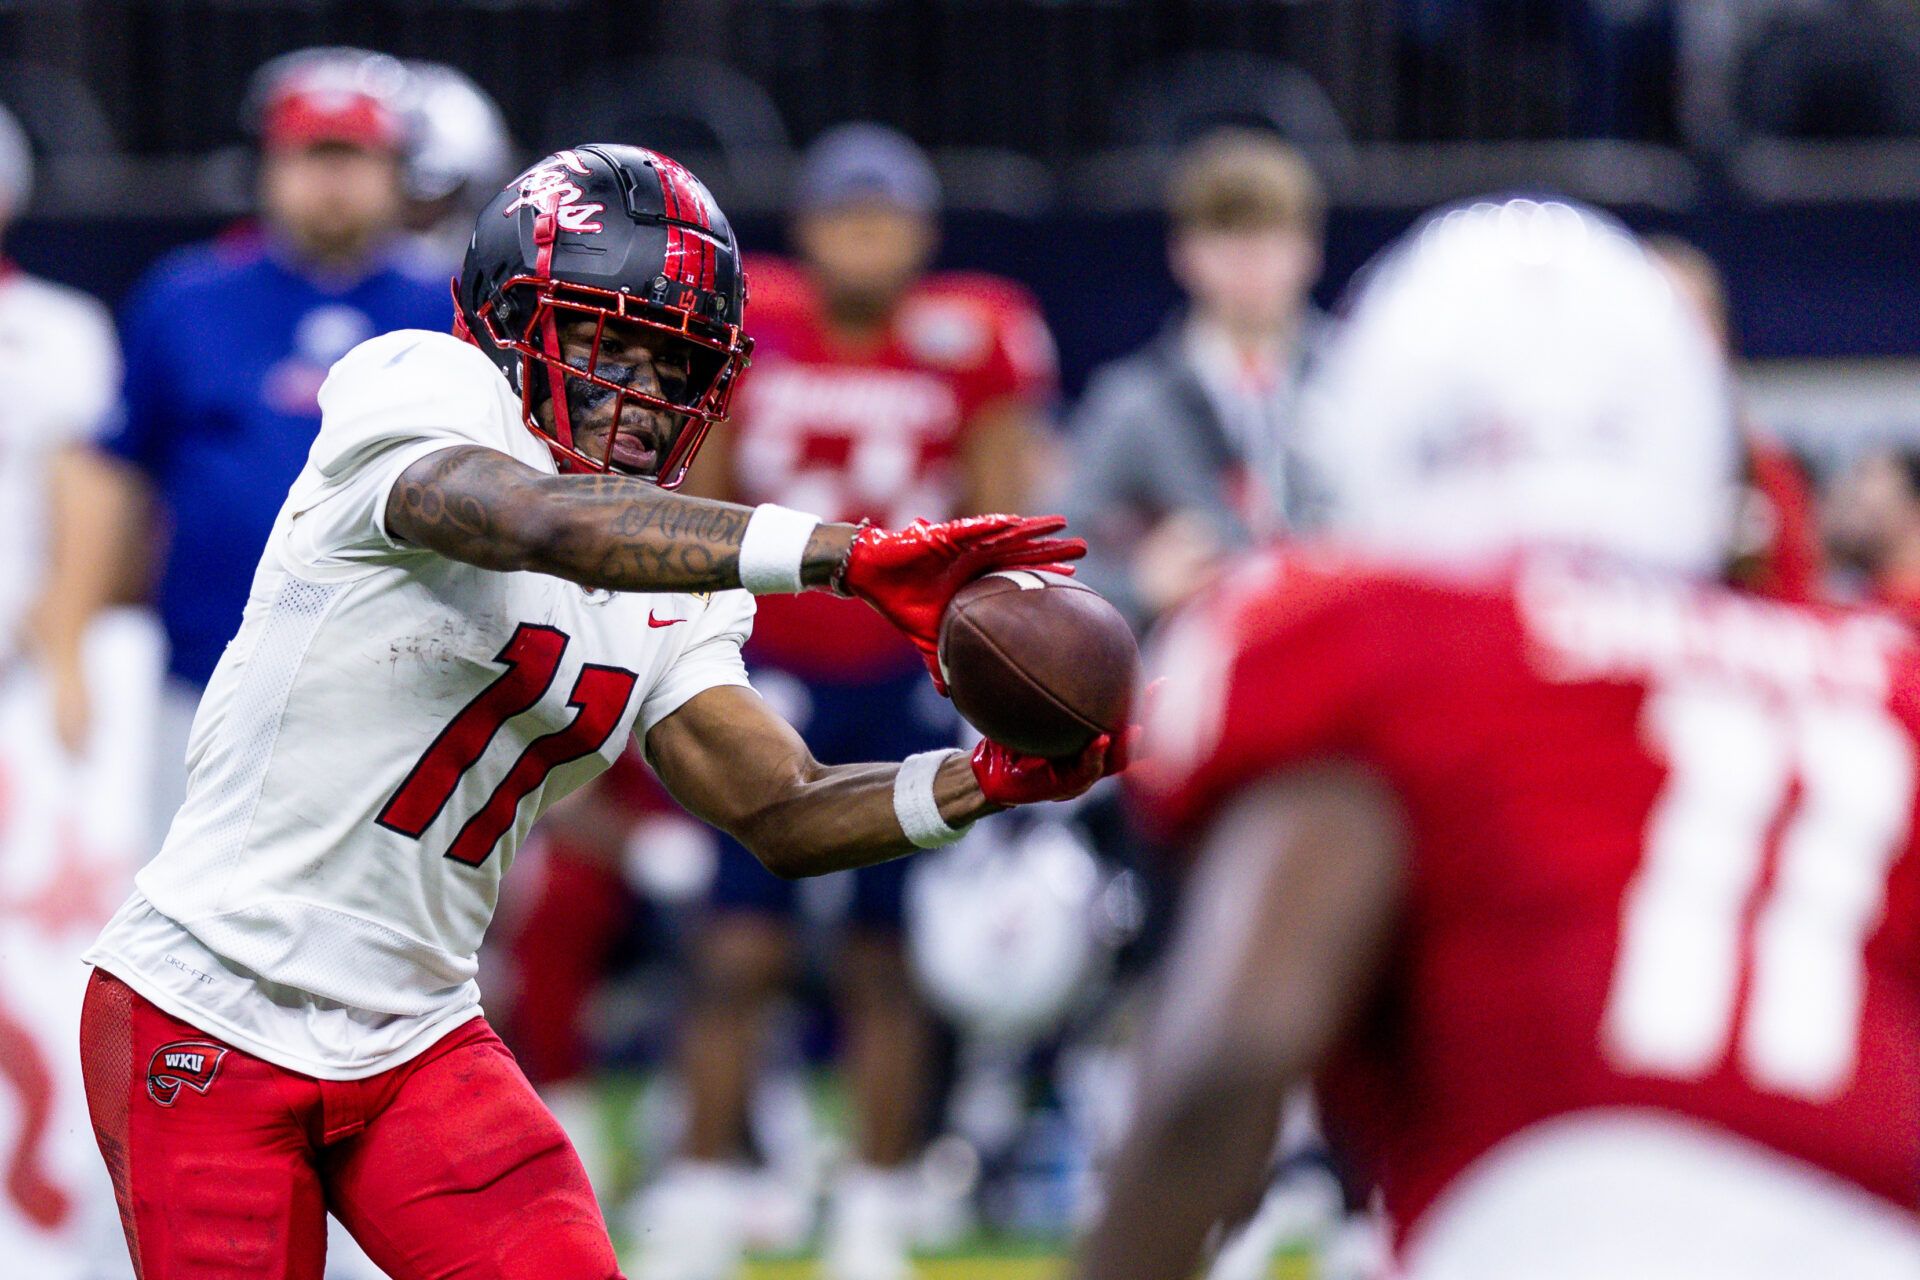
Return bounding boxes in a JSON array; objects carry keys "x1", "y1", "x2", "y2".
[{"x1": 40, "y1": 48, "x2": 450, "y2": 840}]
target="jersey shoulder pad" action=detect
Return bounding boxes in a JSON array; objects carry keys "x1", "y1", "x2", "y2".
[
  {"x1": 310, "y1": 330, "x2": 520, "y2": 482},
  {"x1": 1132, "y1": 544, "x2": 1443, "y2": 841},
  {"x1": 913, "y1": 271, "x2": 1041, "y2": 316}
]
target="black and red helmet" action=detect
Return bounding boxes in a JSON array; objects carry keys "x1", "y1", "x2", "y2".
[{"x1": 456, "y1": 144, "x2": 751, "y2": 487}]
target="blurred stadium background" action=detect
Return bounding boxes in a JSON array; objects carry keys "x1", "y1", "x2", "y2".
[
  {"x1": 4, "y1": 2, "x2": 1920, "y2": 1278},
  {"x1": 12, "y1": 0, "x2": 1920, "y2": 404}
]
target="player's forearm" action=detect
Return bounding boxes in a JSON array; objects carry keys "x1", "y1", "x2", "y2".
[
  {"x1": 738, "y1": 752, "x2": 996, "y2": 879},
  {"x1": 1080, "y1": 770, "x2": 1406, "y2": 1280},
  {"x1": 1074, "y1": 1062, "x2": 1285, "y2": 1280},
  {"x1": 532, "y1": 473, "x2": 858, "y2": 594},
  {"x1": 388, "y1": 446, "x2": 855, "y2": 594}
]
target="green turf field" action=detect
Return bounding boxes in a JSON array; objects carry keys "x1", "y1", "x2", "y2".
[
  {"x1": 731, "y1": 1257, "x2": 1312, "y2": 1279},
  {"x1": 730, "y1": 1255, "x2": 1315, "y2": 1279},
  {"x1": 714, "y1": 1246, "x2": 1315, "y2": 1279},
  {"x1": 603, "y1": 1073, "x2": 1320, "y2": 1280}
]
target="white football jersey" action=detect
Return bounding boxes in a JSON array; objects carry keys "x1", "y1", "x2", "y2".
[{"x1": 88, "y1": 329, "x2": 756, "y2": 1077}]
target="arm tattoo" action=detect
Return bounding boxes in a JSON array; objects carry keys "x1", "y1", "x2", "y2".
[
  {"x1": 549, "y1": 471, "x2": 751, "y2": 589},
  {"x1": 388, "y1": 447, "x2": 512, "y2": 569},
  {"x1": 386, "y1": 445, "x2": 847, "y2": 593}
]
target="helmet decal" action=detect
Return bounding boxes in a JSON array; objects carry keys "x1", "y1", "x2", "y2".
[{"x1": 502, "y1": 150, "x2": 604, "y2": 233}]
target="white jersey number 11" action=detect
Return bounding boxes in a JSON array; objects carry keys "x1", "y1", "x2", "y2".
[{"x1": 1604, "y1": 681, "x2": 1914, "y2": 1101}]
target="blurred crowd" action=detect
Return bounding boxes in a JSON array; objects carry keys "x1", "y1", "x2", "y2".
[{"x1": 4, "y1": 40, "x2": 1920, "y2": 1280}]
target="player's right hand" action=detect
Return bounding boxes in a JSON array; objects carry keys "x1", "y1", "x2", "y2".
[
  {"x1": 971, "y1": 727, "x2": 1136, "y2": 807},
  {"x1": 834, "y1": 515, "x2": 1087, "y2": 694}
]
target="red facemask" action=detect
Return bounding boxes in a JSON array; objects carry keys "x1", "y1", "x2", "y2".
[{"x1": 465, "y1": 211, "x2": 752, "y2": 488}]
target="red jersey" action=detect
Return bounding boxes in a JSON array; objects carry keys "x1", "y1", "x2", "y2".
[
  {"x1": 730, "y1": 256, "x2": 1057, "y2": 680},
  {"x1": 1137, "y1": 548, "x2": 1920, "y2": 1246}
]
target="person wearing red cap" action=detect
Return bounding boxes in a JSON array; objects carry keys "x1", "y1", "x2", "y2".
[
  {"x1": 253, "y1": 48, "x2": 418, "y2": 274},
  {"x1": 38, "y1": 47, "x2": 449, "y2": 850}
]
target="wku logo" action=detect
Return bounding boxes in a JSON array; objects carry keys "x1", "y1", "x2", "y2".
[
  {"x1": 502, "y1": 150, "x2": 604, "y2": 233},
  {"x1": 145, "y1": 1040, "x2": 229, "y2": 1108}
]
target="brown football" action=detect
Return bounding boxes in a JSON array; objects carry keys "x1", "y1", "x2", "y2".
[{"x1": 937, "y1": 570, "x2": 1140, "y2": 758}]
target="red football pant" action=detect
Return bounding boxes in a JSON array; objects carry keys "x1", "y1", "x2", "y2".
[{"x1": 78, "y1": 968, "x2": 624, "y2": 1280}]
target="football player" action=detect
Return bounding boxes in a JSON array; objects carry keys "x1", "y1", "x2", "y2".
[
  {"x1": 1078, "y1": 199, "x2": 1920, "y2": 1280},
  {"x1": 76, "y1": 144, "x2": 1120, "y2": 1280}
]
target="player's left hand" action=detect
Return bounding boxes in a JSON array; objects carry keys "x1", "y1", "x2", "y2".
[
  {"x1": 835, "y1": 515, "x2": 1087, "y2": 694},
  {"x1": 971, "y1": 727, "x2": 1136, "y2": 807}
]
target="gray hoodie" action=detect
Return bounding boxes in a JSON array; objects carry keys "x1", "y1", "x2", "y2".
[{"x1": 1060, "y1": 311, "x2": 1328, "y2": 635}]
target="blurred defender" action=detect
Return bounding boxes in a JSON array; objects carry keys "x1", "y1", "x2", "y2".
[{"x1": 1080, "y1": 200, "x2": 1920, "y2": 1280}]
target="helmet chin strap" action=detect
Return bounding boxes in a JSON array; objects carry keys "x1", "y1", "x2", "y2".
[{"x1": 531, "y1": 210, "x2": 578, "y2": 464}]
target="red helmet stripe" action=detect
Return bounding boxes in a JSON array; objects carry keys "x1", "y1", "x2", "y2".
[
  {"x1": 530, "y1": 211, "x2": 575, "y2": 453},
  {"x1": 654, "y1": 166, "x2": 695, "y2": 288},
  {"x1": 655, "y1": 155, "x2": 712, "y2": 229},
  {"x1": 652, "y1": 154, "x2": 716, "y2": 290}
]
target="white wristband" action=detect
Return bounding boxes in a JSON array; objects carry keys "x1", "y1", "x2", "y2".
[
  {"x1": 738, "y1": 503, "x2": 822, "y2": 595},
  {"x1": 894, "y1": 750, "x2": 969, "y2": 849}
]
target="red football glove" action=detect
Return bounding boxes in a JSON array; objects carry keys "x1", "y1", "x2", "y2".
[
  {"x1": 836, "y1": 515, "x2": 1087, "y2": 694},
  {"x1": 970, "y1": 728, "x2": 1136, "y2": 808}
]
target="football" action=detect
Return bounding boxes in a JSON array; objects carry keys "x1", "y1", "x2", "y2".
[{"x1": 938, "y1": 570, "x2": 1139, "y2": 758}]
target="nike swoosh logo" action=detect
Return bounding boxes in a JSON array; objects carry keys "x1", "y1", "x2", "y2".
[{"x1": 648, "y1": 611, "x2": 684, "y2": 628}]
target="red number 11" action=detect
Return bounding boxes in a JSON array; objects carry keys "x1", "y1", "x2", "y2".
[{"x1": 377, "y1": 623, "x2": 638, "y2": 866}]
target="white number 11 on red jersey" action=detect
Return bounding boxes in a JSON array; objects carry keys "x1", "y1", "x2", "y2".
[{"x1": 1605, "y1": 681, "x2": 1916, "y2": 1101}]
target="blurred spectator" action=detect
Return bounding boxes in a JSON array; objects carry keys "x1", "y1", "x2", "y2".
[
  {"x1": 399, "y1": 61, "x2": 518, "y2": 273},
  {"x1": 0, "y1": 105, "x2": 120, "y2": 737},
  {"x1": 1063, "y1": 129, "x2": 1326, "y2": 638},
  {"x1": 1647, "y1": 234, "x2": 1736, "y2": 352},
  {"x1": 1644, "y1": 234, "x2": 1825, "y2": 604},
  {"x1": 628, "y1": 122, "x2": 1058, "y2": 1280},
  {"x1": 1825, "y1": 446, "x2": 1920, "y2": 619},
  {"x1": 37, "y1": 48, "x2": 449, "y2": 841}
]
